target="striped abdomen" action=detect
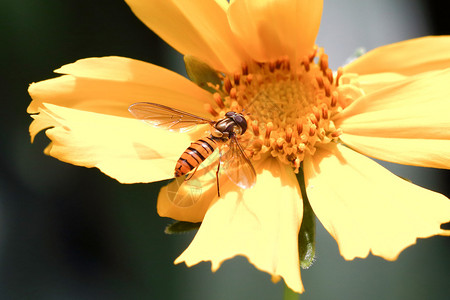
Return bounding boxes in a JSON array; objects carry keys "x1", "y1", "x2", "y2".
[{"x1": 175, "y1": 136, "x2": 218, "y2": 177}]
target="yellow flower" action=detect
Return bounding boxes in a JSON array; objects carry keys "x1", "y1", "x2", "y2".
[{"x1": 27, "y1": 0, "x2": 450, "y2": 294}]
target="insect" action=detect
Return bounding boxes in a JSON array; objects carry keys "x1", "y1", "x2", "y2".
[{"x1": 128, "y1": 102, "x2": 257, "y2": 198}]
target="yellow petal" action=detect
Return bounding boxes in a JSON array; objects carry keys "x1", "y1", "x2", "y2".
[
  {"x1": 339, "y1": 135, "x2": 450, "y2": 170},
  {"x1": 28, "y1": 56, "x2": 213, "y2": 118},
  {"x1": 228, "y1": 0, "x2": 323, "y2": 63},
  {"x1": 344, "y1": 36, "x2": 450, "y2": 75},
  {"x1": 124, "y1": 0, "x2": 246, "y2": 73},
  {"x1": 335, "y1": 69, "x2": 450, "y2": 169},
  {"x1": 304, "y1": 144, "x2": 450, "y2": 261},
  {"x1": 31, "y1": 103, "x2": 207, "y2": 183},
  {"x1": 214, "y1": 0, "x2": 229, "y2": 11},
  {"x1": 344, "y1": 72, "x2": 407, "y2": 96},
  {"x1": 175, "y1": 157, "x2": 305, "y2": 293}
]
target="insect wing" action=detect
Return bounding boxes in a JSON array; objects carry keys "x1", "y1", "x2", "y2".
[
  {"x1": 165, "y1": 175, "x2": 204, "y2": 207},
  {"x1": 221, "y1": 136, "x2": 256, "y2": 189},
  {"x1": 165, "y1": 150, "x2": 220, "y2": 207},
  {"x1": 128, "y1": 102, "x2": 214, "y2": 132}
]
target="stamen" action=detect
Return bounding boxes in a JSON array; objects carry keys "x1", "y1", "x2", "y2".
[
  {"x1": 294, "y1": 158, "x2": 301, "y2": 171},
  {"x1": 335, "y1": 67, "x2": 343, "y2": 86},
  {"x1": 299, "y1": 134, "x2": 307, "y2": 144},
  {"x1": 246, "y1": 74, "x2": 253, "y2": 85},
  {"x1": 323, "y1": 79, "x2": 331, "y2": 97},
  {"x1": 265, "y1": 122, "x2": 273, "y2": 140},
  {"x1": 208, "y1": 49, "x2": 352, "y2": 172},
  {"x1": 234, "y1": 73, "x2": 241, "y2": 85},
  {"x1": 321, "y1": 106, "x2": 329, "y2": 119},
  {"x1": 205, "y1": 103, "x2": 218, "y2": 117},
  {"x1": 308, "y1": 46, "x2": 318, "y2": 62},
  {"x1": 331, "y1": 129, "x2": 342, "y2": 138},
  {"x1": 302, "y1": 56, "x2": 310, "y2": 71},
  {"x1": 309, "y1": 113, "x2": 319, "y2": 127},
  {"x1": 213, "y1": 92, "x2": 225, "y2": 109},
  {"x1": 241, "y1": 62, "x2": 249, "y2": 76},
  {"x1": 229, "y1": 87, "x2": 237, "y2": 99},
  {"x1": 313, "y1": 108, "x2": 321, "y2": 123},
  {"x1": 276, "y1": 138, "x2": 285, "y2": 150},
  {"x1": 320, "y1": 53, "x2": 329, "y2": 73},
  {"x1": 326, "y1": 69, "x2": 333, "y2": 85},
  {"x1": 316, "y1": 75, "x2": 324, "y2": 89},
  {"x1": 296, "y1": 120, "x2": 303, "y2": 135},
  {"x1": 224, "y1": 77, "x2": 232, "y2": 94},
  {"x1": 285, "y1": 127, "x2": 293, "y2": 143},
  {"x1": 252, "y1": 120, "x2": 260, "y2": 136},
  {"x1": 269, "y1": 61, "x2": 276, "y2": 72},
  {"x1": 298, "y1": 143, "x2": 306, "y2": 153},
  {"x1": 309, "y1": 125, "x2": 316, "y2": 137},
  {"x1": 275, "y1": 58, "x2": 283, "y2": 70},
  {"x1": 283, "y1": 57, "x2": 291, "y2": 71},
  {"x1": 331, "y1": 91, "x2": 338, "y2": 107}
]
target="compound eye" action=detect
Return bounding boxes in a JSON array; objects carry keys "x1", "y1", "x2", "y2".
[
  {"x1": 235, "y1": 115, "x2": 247, "y2": 134},
  {"x1": 234, "y1": 115, "x2": 244, "y2": 123}
]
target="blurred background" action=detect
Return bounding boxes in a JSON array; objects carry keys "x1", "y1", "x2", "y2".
[{"x1": 1, "y1": 0, "x2": 449, "y2": 299}]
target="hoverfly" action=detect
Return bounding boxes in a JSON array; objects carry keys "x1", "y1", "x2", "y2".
[{"x1": 128, "y1": 102, "x2": 257, "y2": 198}]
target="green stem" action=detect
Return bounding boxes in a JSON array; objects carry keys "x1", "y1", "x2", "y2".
[
  {"x1": 297, "y1": 167, "x2": 316, "y2": 269},
  {"x1": 283, "y1": 283, "x2": 300, "y2": 300}
]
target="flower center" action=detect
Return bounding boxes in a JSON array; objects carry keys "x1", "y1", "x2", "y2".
[{"x1": 206, "y1": 47, "x2": 358, "y2": 173}]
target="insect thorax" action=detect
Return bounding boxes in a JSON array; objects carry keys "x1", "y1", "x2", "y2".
[{"x1": 213, "y1": 114, "x2": 246, "y2": 141}]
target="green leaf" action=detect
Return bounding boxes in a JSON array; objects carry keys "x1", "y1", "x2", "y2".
[
  {"x1": 184, "y1": 55, "x2": 222, "y2": 93},
  {"x1": 165, "y1": 221, "x2": 202, "y2": 234},
  {"x1": 296, "y1": 167, "x2": 316, "y2": 269}
]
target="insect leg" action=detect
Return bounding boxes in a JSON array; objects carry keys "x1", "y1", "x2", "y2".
[
  {"x1": 216, "y1": 154, "x2": 221, "y2": 197},
  {"x1": 185, "y1": 165, "x2": 199, "y2": 181}
]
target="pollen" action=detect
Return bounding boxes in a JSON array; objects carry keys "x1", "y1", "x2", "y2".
[{"x1": 205, "y1": 48, "x2": 363, "y2": 173}]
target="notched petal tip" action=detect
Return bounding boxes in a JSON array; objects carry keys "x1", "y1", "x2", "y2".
[
  {"x1": 27, "y1": 103, "x2": 193, "y2": 184},
  {"x1": 173, "y1": 158, "x2": 306, "y2": 293},
  {"x1": 305, "y1": 144, "x2": 450, "y2": 262},
  {"x1": 336, "y1": 69, "x2": 450, "y2": 169}
]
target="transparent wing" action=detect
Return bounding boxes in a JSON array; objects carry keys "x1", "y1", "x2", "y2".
[
  {"x1": 165, "y1": 175, "x2": 204, "y2": 207},
  {"x1": 221, "y1": 136, "x2": 257, "y2": 189},
  {"x1": 128, "y1": 102, "x2": 215, "y2": 132},
  {"x1": 165, "y1": 150, "x2": 220, "y2": 207}
]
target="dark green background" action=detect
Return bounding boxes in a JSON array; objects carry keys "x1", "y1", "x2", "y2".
[{"x1": 2, "y1": 0, "x2": 449, "y2": 299}]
